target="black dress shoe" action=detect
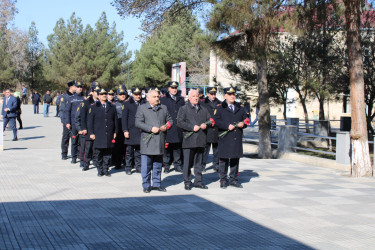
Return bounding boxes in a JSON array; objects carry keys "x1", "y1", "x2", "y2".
[
  {"x1": 152, "y1": 186, "x2": 166, "y2": 192},
  {"x1": 175, "y1": 167, "x2": 182, "y2": 172},
  {"x1": 220, "y1": 182, "x2": 228, "y2": 189},
  {"x1": 18, "y1": 127, "x2": 23, "y2": 129},
  {"x1": 105, "y1": 172, "x2": 111, "y2": 177},
  {"x1": 164, "y1": 168, "x2": 170, "y2": 174},
  {"x1": 12, "y1": 138, "x2": 18, "y2": 141},
  {"x1": 97, "y1": 172, "x2": 104, "y2": 177},
  {"x1": 143, "y1": 187, "x2": 151, "y2": 193},
  {"x1": 71, "y1": 158, "x2": 77, "y2": 164},
  {"x1": 184, "y1": 184, "x2": 192, "y2": 190},
  {"x1": 135, "y1": 169, "x2": 141, "y2": 173},
  {"x1": 62, "y1": 155, "x2": 68, "y2": 160},
  {"x1": 194, "y1": 184, "x2": 208, "y2": 189},
  {"x1": 125, "y1": 170, "x2": 132, "y2": 175},
  {"x1": 82, "y1": 166, "x2": 89, "y2": 171},
  {"x1": 230, "y1": 182, "x2": 243, "y2": 188},
  {"x1": 114, "y1": 165, "x2": 121, "y2": 170}
]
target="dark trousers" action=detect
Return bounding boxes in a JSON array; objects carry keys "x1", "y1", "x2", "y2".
[
  {"x1": 70, "y1": 126, "x2": 80, "y2": 159},
  {"x1": 61, "y1": 125, "x2": 70, "y2": 157},
  {"x1": 3, "y1": 117, "x2": 17, "y2": 139},
  {"x1": 183, "y1": 147, "x2": 204, "y2": 186},
  {"x1": 79, "y1": 136, "x2": 86, "y2": 162},
  {"x1": 82, "y1": 139, "x2": 94, "y2": 167},
  {"x1": 219, "y1": 158, "x2": 240, "y2": 184},
  {"x1": 22, "y1": 95, "x2": 27, "y2": 104},
  {"x1": 141, "y1": 154, "x2": 163, "y2": 189},
  {"x1": 55, "y1": 105, "x2": 59, "y2": 117},
  {"x1": 16, "y1": 114, "x2": 23, "y2": 129},
  {"x1": 125, "y1": 145, "x2": 141, "y2": 172},
  {"x1": 112, "y1": 133, "x2": 125, "y2": 168},
  {"x1": 164, "y1": 143, "x2": 182, "y2": 170},
  {"x1": 33, "y1": 104, "x2": 39, "y2": 114},
  {"x1": 95, "y1": 148, "x2": 112, "y2": 174},
  {"x1": 203, "y1": 142, "x2": 219, "y2": 170}
]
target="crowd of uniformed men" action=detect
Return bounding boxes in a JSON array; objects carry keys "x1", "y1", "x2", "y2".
[{"x1": 59, "y1": 80, "x2": 248, "y2": 193}]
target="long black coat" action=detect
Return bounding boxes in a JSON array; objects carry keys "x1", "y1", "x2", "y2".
[
  {"x1": 64, "y1": 93, "x2": 84, "y2": 126},
  {"x1": 75, "y1": 97, "x2": 96, "y2": 140},
  {"x1": 201, "y1": 97, "x2": 222, "y2": 143},
  {"x1": 122, "y1": 97, "x2": 145, "y2": 145},
  {"x1": 88, "y1": 101, "x2": 118, "y2": 149},
  {"x1": 214, "y1": 101, "x2": 247, "y2": 159},
  {"x1": 160, "y1": 92, "x2": 184, "y2": 143},
  {"x1": 177, "y1": 102, "x2": 211, "y2": 149}
]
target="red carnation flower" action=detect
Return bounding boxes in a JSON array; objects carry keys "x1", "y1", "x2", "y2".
[
  {"x1": 244, "y1": 118, "x2": 250, "y2": 126},
  {"x1": 112, "y1": 139, "x2": 116, "y2": 143},
  {"x1": 72, "y1": 135, "x2": 76, "y2": 139},
  {"x1": 166, "y1": 121, "x2": 172, "y2": 129},
  {"x1": 209, "y1": 118, "x2": 215, "y2": 127},
  {"x1": 165, "y1": 143, "x2": 169, "y2": 148}
]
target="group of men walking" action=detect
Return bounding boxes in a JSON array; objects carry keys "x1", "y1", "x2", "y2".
[{"x1": 58, "y1": 80, "x2": 248, "y2": 193}]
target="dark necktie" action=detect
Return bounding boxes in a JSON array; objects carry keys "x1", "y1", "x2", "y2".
[
  {"x1": 103, "y1": 104, "x2": 106, "y2": 109},
  {"x1": 230, "y1": 105, "x2": 234, "y2": 112}
]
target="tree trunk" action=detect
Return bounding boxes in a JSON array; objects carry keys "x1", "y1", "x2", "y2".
[
  {"x1": 256, "y1": 56, "x2": 272, "y2": 159},
  {"x1": 344, "y1": 0, "x2": 372, "y2": 176},
  {"x1": 295, "y1": 86, "x2": 310, "y2": 133},
  {"x1": 319, "y1": 96, "x2": 325, "y2": 120}
]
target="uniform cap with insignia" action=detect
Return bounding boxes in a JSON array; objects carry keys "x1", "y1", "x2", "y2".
[
  {"x1": 99, "y1": 88, "x2": 108, "y2": 95},
  {"x1": 117, "y1": 86, "x2": 127, "y2": 95},
  {"x1": 91, "y1": 81, "x2": 101, "y2": 89},
  {"x1": 223, "y1": 87, "x2": 236, "y2": 94},
  {"x1": 197, "y1": 87, "x2": 204, "y2": 95},
  {"x1": 207, "y1": 87, "x2": 217, "y2": 94},
  {"x1": 131, "y1": 87, "x2": 142, "y2": 94},
  {"x1": 167, "y1": 81, "x2": 179, "y2": 88},
  {"x1": 74, "y1": 81, "x2": 83, "y2": 87},
  {"x1": 108, "y1": 89, "x2": 115, "y2": 95}
]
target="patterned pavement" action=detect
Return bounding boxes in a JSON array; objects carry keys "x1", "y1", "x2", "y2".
[{"x1": 1, "y1": 104, "x2": 375, "y2": 249}]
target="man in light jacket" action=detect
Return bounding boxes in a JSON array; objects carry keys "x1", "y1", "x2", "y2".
[
  {"x1": 135, "y1": 89, "x2": 173, "y2": 193},
  {"x1": 2, "y1": 89, "x2": 18, "y2": 141}
]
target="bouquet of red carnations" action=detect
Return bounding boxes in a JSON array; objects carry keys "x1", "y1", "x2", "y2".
[
  {"x1": 219, "y1": 118, "x2": 249, "y2": 138},
  {"x1": 184, "y1": 118, "x2": 215, "y2": 139},
  {"x1": 143, "y1": 121, "x2": 172, "y2": 144}
]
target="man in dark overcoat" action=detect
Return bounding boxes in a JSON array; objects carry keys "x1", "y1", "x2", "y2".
[
  {"x1": 75, "y1": 83, "x2": 100, "y2": 170},
  {"x1": 112, "y1": 85, "x2": 128, "y2": 169},
  {"x1": 135, "y1": 89, "x2": 173, "y2": 193},
  {"x1": 2, "y1": 89, "x2": 18, "y2": 141},
  {"x1": 160, "y1": 81, "x2": 184, "y2": 173},
  {"x1": 177, "y1": 89, "x2": 211, "y2": 190},
  {"x1": 201, "y1": 87, "x2": 222, "y2": 172},
  {"x1": 214, "y1": 87, "x2": 248, "y2": 189},
  {"x1": 64, "y1": 81, "x2": 84, "y2": 164},
  {"x1": 88, "y1": 88, "x2": 118, "y2": 177},
  {"x1": 60, "y1": 81, "x2": 76, "y2": 160},
  {"x1": 122, "y1": 87, "x2": 144, "y2": 175}
]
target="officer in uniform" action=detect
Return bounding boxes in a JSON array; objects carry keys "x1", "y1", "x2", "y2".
[
  {"x1": 214, "y1": 87, "x2": 248, "y2": 188},
  {"x1": 177, "y1": 89, "x2": 211, "y2": 190},
  {"x1": 64, "y1": 81, "x2": 84, "y2": 164},
  {"x1": 122, "y1": 87, "x2": 145, "y2": 175},
  {"x1": 60, "y1": 81, "x2": 76, "y2": 160},
  {"x1": 201, "y1": 87, "x2": 222, "y2": 172},
  {"x1": 112, "y1": 85, "x2": 128, "y2": 169},
  {"x1": 76, "y1": 82, "x2": 101, "y2": 171},
  {"x1": 88, "y1": 88, "x2": 118, "y2": 177},
  {"x1": 108, "y1": 89, "x2": 115, "y2": 103},
  {"x1": 160, "y1": 81, "x2": 184, "y2": 173}
]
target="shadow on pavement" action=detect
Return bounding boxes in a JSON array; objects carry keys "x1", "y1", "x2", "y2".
[
  {"x1": 0, "y1": 195, "x2": 313, "y2": 249},
  {"x1": 21, "y1": 126, "x2": 42, "y2": 130},
  {"x1": 20, "y1": 136, "x2": 45, "y2": 141},
  {"x1": 4, "y1": 147, "x2": 28, "y2": 151}
]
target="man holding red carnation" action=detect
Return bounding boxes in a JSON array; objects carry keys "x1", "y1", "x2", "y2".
[{"x1": 214, "y1": 87, "x2": 248, "y2": 189}]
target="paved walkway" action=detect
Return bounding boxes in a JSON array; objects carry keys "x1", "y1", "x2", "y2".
[{"x1": 1, "y1": 104, "x2": 375, "y2": 249}]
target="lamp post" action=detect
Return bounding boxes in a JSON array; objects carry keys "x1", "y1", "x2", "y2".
[{"x1": 127, "y1": 61, "x2": 133, "y2": 90}]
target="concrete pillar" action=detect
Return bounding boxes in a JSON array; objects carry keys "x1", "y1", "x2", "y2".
[
  {"x1": 314, "y1": 120, "x2": 329, "y2": 136},
  {"x1": 287, "y1": 118, "x2": 299, "y2": 132},
  {"x1": 336, "y1": 132, "x2": 351, "y2": 165},
  {"x1": 277, "y1": 125, "x2": 298, "y2": 154}
]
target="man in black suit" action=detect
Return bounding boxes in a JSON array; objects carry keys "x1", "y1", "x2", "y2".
[
  {"x1": 88, "y1": 88, "x2": 118, "y2": 177},
  {"x1": 122, "y1": 87, "x2": 144, "y2": 175},
  {"x1": 160, "y1": 81, "x2": 185, "y2": 173}
]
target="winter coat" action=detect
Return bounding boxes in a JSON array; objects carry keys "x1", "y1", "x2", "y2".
[{"x1": 160, "y1": 92, "x2": 184, "y2": 143}]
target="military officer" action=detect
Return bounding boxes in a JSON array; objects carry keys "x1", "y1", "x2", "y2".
[
  {"x1": 88, "y1": 88, "x2": 118, "y2": 177},
  {"x1": 64, "y1": 81, "x2": 84, "y2": 164},
  {"x1": 214, "y1": 87, "x2": 248, "y2": 189},
  {"x1": 122, "y1": 87, "x2": 145, "y2": 175},
  {"x1": 75, "y1": 82, "x2": 101, "y2": 171},
  {"x1": 177, "y1": 89, "x2": 211, "y2": 190},
  {"x1": 112, "y1": 85, "x2": 128, "y2": 169},
  {"x1": 107, "y1": 89, "x2": 115, "y2": 103},
  {"x1": 201, "y1": 87, "x2": 222, "y2": 172},
  {"x1": 160, "y1": 81, "x2": 184, "y2": 173},
  {"x1": 60, "y1": 81, "x2": 76, "y2": 160}
]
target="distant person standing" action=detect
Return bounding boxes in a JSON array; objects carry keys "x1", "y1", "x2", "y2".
[
  {"x1": 55, "y1": 92, "x2": 61, "y2": 117},
  {"x1": 31, "y1": 90, "x2": 40, "y2": 114},
  {"x1": 1, "y1": 89, "x2": 18, "y2": 141},
  {"x1": 13, "y1": 92, "x2": 23, "y2": 129},
  {"x1": 43, "y1": 90, "x2": 52, "y2": 117},
  {"x1": 22, "y1": 86, "x2": 27, "y2": 104},
  {"x1": 60, "y1": 81, "x2": 76, "y2": 160}
]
